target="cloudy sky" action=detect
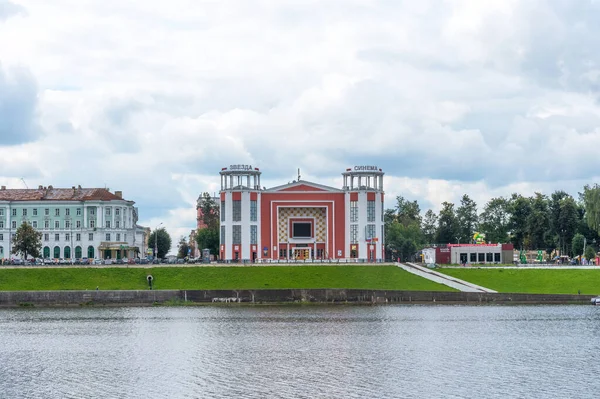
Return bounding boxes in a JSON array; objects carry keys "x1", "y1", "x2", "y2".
[{"x1": 1, "y1": 0, "x2": 600, "y2": 249}]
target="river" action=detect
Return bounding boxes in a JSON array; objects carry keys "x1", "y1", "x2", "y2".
[{"x1": 1, "y1": 305, "x2": 599, "y2": 398}]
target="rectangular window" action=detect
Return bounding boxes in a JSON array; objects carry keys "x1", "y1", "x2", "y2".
[
  {"x1": 55, "y1": 234, "x2": 59, "y2": 241},
  {"x1": 381, "y1": 201, "x2": 384, "y2": 222},
  {"x1": 494, "y1": 253, "x2": 501, "y2": 263},
  {"x1": 65, "y1": 221, "x2": 70, "y2": 229},
  {"x1": 220, "y1": 226, "x2": 225, "y2": 244},
  {"x1": 486, "y1": 253, "x2": 493, "y2": 262},
  {"x1": 221, "y1": 201, "x2": 226, "y2": 222},
  {"x1": 367, "y1": 200, "x2": 375, "y2": 222},
  {"x1": 232, "y1": 225, "x2": 241, "y2": 244},
  {"x1": 350, "y1": 201, "x2": 358, "y2": 223},
  {"x1": 280, "y1": 248, "x2": 288, "y2": 258},
  {"x1": 116, "y1": 221, "x2": 120, "y2": 228},
  {"x1": 351, "y1": 225, "x2": 358, "y2": 243},
  {"x1": 65, "y1": 233, "x2": 70, "y2": 241},
  {"x1": 22, "y1": 208, "x2": 27, "y2": 216},
  {"x1": 90, "y1": 220, "x2": 95, "y2": 228},
  {"x1": 44, "y1": 233, "x2": 49, "y2": 241},
  {"x1": 33, "y1": 208, "x2": 37, "y2": 216},
  {"x1": 0, "y1": 234, "x2": 3, "y2": 241},
  {"x1": 76, "y1": 208, "x2": 81, "y2": 216},
  {"x1": 366, "y1": 224, "x2": 376, "y2": 240},
  {"x1": 76, "y1": 221, "x2": 81, "y2": 228},
  {"x1": 90, "y1": 208, "x2": 95, "y2": 216},
  {"x1": 106, "y1": 221, "x2": 111, "y2": 228},
  {"x1": 65, "y1": 209, "x2": 70, "y2": 216},
  {"x1": 478, "y1": 253, "x2": 485, "y2": 262},
  {"x1": 11, "y1": 221, "x2": 16, "y2": 229},
  {"x1": 32, "y1": 221, "x2": 37, "y2": 228},
  {"x1": 54, "y1": 221, "x2": 59, "y2": 229},
  {"x1": 116, "y1": 208, "x2": 120, "y2": 216},
  {"x1": 250, "y1": 200, "x2": 257, "y2": 222},
  {"x1": 44, "y1": 220, "x2": 49, "y2": 229},
  {"x1": 232, "y1": 200, "x2": 241, "y2": 222},
  {"x1": 106, "y1": 233, "x2": 111, "y2": 241},
  {"x1": 0, "y1": 221, "x2": 3, "y2": 229},
  {"x1": 317, "y1": 249, "x2": 324, "y2": 258},
  {"x1": 11, "y1": 209, "x2": 16, "y2": 217},
  {"x1": 11, "y1": 233, "x2": 14, "y2": 240},
  {"x1": 116, "y1": 233, "x2": 121, "y2": 241},
  {"x1": 76, "y1": 233, "x2": 81, "y2": 241},
  {"x1": 250, "y1": 225, "x2": 257, "y2": 244},
  {"x1": 124, "y1": 234, "x2": 126, "y2": 241},
  {"x1": 55, "y1": 209, "x2": 60, "y2": 216},
  {"x1": 106, "y1": 208, "x2": 111, "y2": 216},
  {"x1": 89, "y1": 233, "x2": 93, "y2": 241},
  {"x1": 470, "y1": 253, "x2": 477, "y2": 262},
  {"x1": 0, "y1": 208, "x2": 3, "y2": 216},
  {"x1": 45, "y1": 208, "x2": 49, "y2": 216}
]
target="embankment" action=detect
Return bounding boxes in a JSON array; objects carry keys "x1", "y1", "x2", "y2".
[{"x1": 0, "y1": 289, "x2": 593, "y2": 307}]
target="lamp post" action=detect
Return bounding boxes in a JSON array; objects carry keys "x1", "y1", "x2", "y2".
[{"x1": 154, "y1": 222, "x2": 163, "y2": 261}]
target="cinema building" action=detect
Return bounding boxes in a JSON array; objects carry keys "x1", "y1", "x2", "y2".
[{"x1": 219, "y1": 165, "x2": 385, "y2": 262}]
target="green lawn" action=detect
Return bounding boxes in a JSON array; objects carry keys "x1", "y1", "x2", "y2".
[
  {"x1": 0, "y1": 266, "x2": 455, "y2": 291},
  {"x1": 441, "y1": 268, "x2": 600, "y2": 295}
]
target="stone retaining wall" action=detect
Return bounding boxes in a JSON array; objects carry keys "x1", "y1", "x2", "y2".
[{"x1": 0, "y1": 289, "x2": 593, "y2": 307}]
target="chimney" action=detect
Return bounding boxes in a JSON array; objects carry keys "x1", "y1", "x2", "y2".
[
  {"x1": 1, "y1": 186, "x2": 5, "y2": 190},
  {"x1": 115, "y1": 191, "x2": 122, "y2": 199}
]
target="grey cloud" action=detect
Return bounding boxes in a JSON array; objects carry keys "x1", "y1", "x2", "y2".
[
  {"x1": 0, "y1": 0, "x2": 25, "y2": 21},
  {"x1": 0, "y1": 65, "x2": 40, "y2": 145}
]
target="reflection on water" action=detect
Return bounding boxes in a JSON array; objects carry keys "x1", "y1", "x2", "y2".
[{"x1": 1, "y1": 305, "x2": 600, "y2": 398}]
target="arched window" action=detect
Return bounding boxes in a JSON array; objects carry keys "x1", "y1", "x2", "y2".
[
  {"x1": 87, "y1": 246, "x2": 95, "y2": 259},
  {"x1": 64, "y1": 246, "x2": 71, "y2": 259},
  {"x1": 53, "y1": 246, "x2": 60, "y2": 259},
  {"x1": 75, "y1": 246, "x2": 82, "y2": 259},
  {"x1": 43, "y1": 246, "x2": 50, "y2": 258}
]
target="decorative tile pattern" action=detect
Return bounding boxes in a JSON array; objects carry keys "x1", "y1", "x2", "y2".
[{"x1": 278, "y1": 207, "x2": 326, "y2": 242}]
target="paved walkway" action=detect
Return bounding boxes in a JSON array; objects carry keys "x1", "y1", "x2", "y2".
[{"x1": 399, "y1": 262, "x2": 497, "y2": 293}]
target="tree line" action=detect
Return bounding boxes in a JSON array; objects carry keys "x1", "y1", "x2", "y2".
[{"x1": 385, "y1": 184, "x2": 600, "y2": 262}]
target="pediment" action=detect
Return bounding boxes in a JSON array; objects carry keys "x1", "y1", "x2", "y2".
[{"x1": 267, "y1": 180, "x2": 343, "y2": 193}]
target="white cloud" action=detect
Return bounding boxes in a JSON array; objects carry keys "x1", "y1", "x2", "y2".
[{"x1": 2, "y1": 0, "x2": 600, "y2": 253}]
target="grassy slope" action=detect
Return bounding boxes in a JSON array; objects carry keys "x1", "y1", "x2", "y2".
[
  {"x1": 441, "y1": 268, "x2": 600, "y2": 294},
  {"x1": 0, "y1": 266, "x2": 456, "y2": 291}
]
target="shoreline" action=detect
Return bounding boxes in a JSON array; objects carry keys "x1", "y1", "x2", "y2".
[{"x1": 0, "y1": 289, "x2": 594, "y2": 308}]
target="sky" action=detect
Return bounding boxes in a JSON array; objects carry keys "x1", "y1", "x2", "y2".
[{"x1": 1, "y1": 0, "x2": 600, "y2": 250}]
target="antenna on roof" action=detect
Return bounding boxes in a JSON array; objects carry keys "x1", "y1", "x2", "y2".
[
  {"x1": 298, "y1": 168, "x2": 301, "y2": 181},
  {"x1": 20, "y1": 178, "x2": 28, "y2": 189}
]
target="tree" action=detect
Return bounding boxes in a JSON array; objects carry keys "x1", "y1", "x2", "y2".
[
  {"x1": 11, "y1": 222, "x2": 42, "y2": 260},
  {"x1": 177, "y1": 236, "x2": 190, "y2": 259},
  {"x1": 436, "y1": 202, "x2": 458, "y2": 244},
  {"x1": 555, "y1": 196, "x2": 579, "y2": 255},
  {"x1": 526, "y1": 193, "x2": 551, "y2": 251},
  {"x1": 195, "y1": 228, "x2": 219, "y2": 257},
  {"x1": 478, "y1": 197, "x2": 510, "y2": 243},
  {"x1": 197, "y1": 192, "x2": 220, "y2": 229},
  {"x1": 456, "y1": 194, "x2": 478, "y2": 244},
  {"x1": 421, "y1": 209, "x2": 438, "y2": 244},
  {"x1": 386, "y1": 219, "x2": 423, "y2": 262},
  {"x1": 508, "y1": 194, "x2": 532, "y2": 249},
  {"x1": 395, "y1": 196, "x2": 421, "y2": 227},
  {"x1": 572, "y1": 233, "x2": 585, "y2": 258},
  {"x1": 584, "y1": 244, "x2": 596, "y2": 262},
  {"x1": 148, "y1": 227, "x2": 172, "y2": 259}
]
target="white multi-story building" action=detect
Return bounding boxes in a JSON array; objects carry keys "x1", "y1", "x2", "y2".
[{"x1": 0, "y1": 185, "x2": 145, "y2": 261}]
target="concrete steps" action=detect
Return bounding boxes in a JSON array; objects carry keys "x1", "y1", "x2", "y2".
[{"x1": 399, "y1": 262, "x2": 497, "y2": 293}]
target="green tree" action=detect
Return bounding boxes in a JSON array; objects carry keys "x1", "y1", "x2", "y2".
[
  {"x1": 148, "y1": 227, "x2": 172, "y2": 259},
  {"x1": 508, "y1": 194, "x2": 532, "y2": 249},
  {"x1": 478, "y1": 197, "x2": 510, "y2": 243},
  {"x1": 436, "y1": 202, "x2": 458, "y2": 244},
  {"x1": 456, "y1": 194, "x2": 478, "y2": 244},
  {"x1": 555, "y1": 196, "x2": 579, "y2": 255},
  {"x1": 197, "y1": 192, "x2": 220, "y2": 229},
  {"x1": 195, "y1": 228, "x2": 219, "y2": 257},
  {"x1": 11, "y1": 222, "x2": 42, "y2": 260},
  {"x1": 584, "y1": 244, "x2": 596, "y2": 262},
  {"x1": 177, "y1": 236, "x2": 190, "y2": 259},
  {"x1": 421, "y1": 209, "x2": 438, "y2": 244},
  {"x1": 386, "y1": 220, "x2": 423, "y2": 262},
  {"x1": 395, "y1": 196, "x2": 421, "y2": 226},
  {"x1": 526, "y1": 193, "x2": 551, "y2": 251},
  {"x1": 572, "y1": 233, "x2": 585, "y2": 257}
]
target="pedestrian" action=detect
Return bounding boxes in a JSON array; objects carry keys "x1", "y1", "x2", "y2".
[{"x1": 96, "y1": 286, "x2": 99, "y2": 291}]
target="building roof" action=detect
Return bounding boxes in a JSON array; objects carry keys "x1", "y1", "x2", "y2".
[
  {"x1": 265, "y1": 180, "x2": 344, "y2": 193},
  {"x1": 0, "y1": 187, "x2": 130, "y2": 202}
]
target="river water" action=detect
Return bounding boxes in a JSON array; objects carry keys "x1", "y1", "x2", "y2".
[{"x1": 1, "y1": 305, "x2": 599, "y2": 399}]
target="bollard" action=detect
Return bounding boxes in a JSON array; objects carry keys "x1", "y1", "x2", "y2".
[{"x1": 147, "y1": 275, "x2": 153, "y2": 290}]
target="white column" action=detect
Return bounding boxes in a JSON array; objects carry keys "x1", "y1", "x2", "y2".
[
  {"x1": 224, "y1": 192, "x2": 233, "y2": 260},
  {"x1": 83, "y1": 205, "x2": 88, "y2": 228},
  {"x1": 358, "y1": 191, "x2": 368, "y2": 259},
  {"x1": 241, "y1": 191, "x2": 250, "y2": 260}
]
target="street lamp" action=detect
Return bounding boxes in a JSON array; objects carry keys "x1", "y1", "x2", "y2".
[{"x1": 154, "y1": 222, "x2": 163, "y2": 261}]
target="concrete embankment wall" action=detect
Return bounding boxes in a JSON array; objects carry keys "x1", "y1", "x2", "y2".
[{"x1": 0, "y1": 289, "x2": 594, "y2": 307}]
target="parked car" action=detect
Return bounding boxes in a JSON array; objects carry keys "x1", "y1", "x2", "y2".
[
  {"x1": 93, "y1": 259, "x2": 103, "y2": 265},
  {"x1": 140, "y1": 258, "x2": 148, "y2": 265}
]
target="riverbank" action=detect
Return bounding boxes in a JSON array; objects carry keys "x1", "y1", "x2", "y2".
[{"x1": 0, "y1": 289, "x2": 593, "y2": 307}]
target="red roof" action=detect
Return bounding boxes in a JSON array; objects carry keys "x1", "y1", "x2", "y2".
[{"x1": 0, "y1": 188, "x2": 128, "y2": 202}]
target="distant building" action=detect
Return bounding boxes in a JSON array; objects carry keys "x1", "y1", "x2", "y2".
[
  {"x1": 219, "y1": 165, "x2": 385, "y2": 262},
  {"x1": 425, "y1": 243, "x2": 515, "y2": 265},
  {"x1": 0, "y1": 185, "x2": 144, "y2": 260}
]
